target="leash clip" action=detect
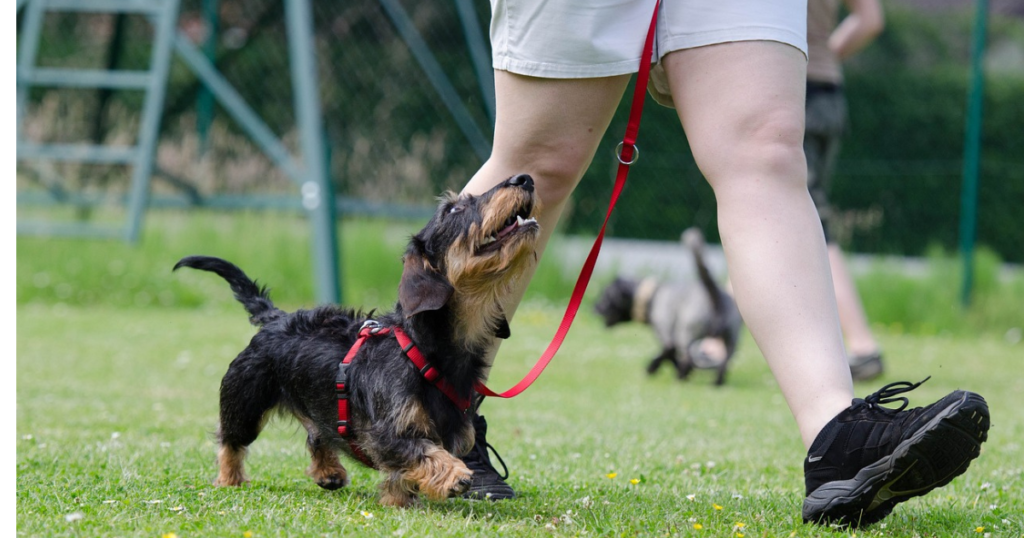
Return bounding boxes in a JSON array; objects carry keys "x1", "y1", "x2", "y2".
[{"x1": 615, "y1": 141, "x2": 639, "y2": 166}]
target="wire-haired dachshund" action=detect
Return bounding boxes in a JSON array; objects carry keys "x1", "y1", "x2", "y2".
[{"x1": 174, "y1": 174, "x2": 539, "y2": 507}]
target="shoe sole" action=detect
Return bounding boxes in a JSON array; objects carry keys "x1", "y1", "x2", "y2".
[{"x1": 802, "y1": 391, "x2": 990, "y2": 527}]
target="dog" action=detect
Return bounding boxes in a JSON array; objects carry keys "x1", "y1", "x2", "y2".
[
  {"x1": 173, "y1": 174, "x2": 540, "y2": 507},
  {"x1": 593, "y1": 227, "x2": 742, "y2": 386}
]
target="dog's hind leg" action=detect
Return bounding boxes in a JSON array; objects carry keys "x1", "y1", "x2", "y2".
[
  {"x1": 300, "y1": 418, "x2": 349, "y2": 490},
  {"x1": 214, "y1": 353, "x2": 279, "y2": 487}
]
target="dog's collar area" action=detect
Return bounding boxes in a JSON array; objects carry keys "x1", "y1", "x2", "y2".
[
  {"x1": 336, "y1": 321, "x2": 472, "y2": 464},
  {"x1": 632, "y1": 278, "x2": 659, "y2": 324}
]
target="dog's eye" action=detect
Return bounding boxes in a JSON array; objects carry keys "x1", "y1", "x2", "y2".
[{"x1": 448, "y1": 205, "x2": 464, "y2": 215}]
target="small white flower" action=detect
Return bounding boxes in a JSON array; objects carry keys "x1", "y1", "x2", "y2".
[
  {"x1": 65, "y1": 512, "x2": 84, "y2": 522},
  {"x1": 111, "y1": 432, "x2": 121, "y2": 440},
  {"x1": 705, "y1": 461, "x2": 716, "y2": 468},
  {"x1": 102, "y1": 500, "x2": 117, "y2": 504},
  {"x1": 686, "y1": 494, "x2": 697, "y2": 501},
  {"x1": 361, "y1": 511, "x2": 374, "y2": 519},
  {"x1": 980, "y1": 482, "x2": 992, "y2": 490},
  {"x1": 146, "y1": 500, "x2": 163, "y2": 504},
  {"x1": 170, "y1": 506, "x2": 185, "y2": 512}
]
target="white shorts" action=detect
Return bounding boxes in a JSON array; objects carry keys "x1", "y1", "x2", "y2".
[{"x1": 490, "y1": 0, "x2": 807, "y2": 106}]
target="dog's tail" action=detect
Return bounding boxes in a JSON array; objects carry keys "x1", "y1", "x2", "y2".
[
  {"x1": 173, "y1": 255, "x2": 283, "y2": 326},
  {"x1": 681, "y1": 228, "x2": 729, "y2": 314}
]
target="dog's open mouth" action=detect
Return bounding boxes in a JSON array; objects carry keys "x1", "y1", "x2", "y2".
[{"x1": 477, "y1": 202, "x2": 537, "y2": 254}]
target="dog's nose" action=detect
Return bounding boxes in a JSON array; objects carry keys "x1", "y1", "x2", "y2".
[{"x1": 507, "y1": 174, "x2": 534, "y2": 191}]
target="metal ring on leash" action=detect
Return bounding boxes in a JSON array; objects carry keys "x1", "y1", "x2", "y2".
[{"x1": 615, "y1": 141, "x2": 639, "y2": 165}]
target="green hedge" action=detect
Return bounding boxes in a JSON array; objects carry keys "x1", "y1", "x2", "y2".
[{"x1": 564, "y1": 7, "x2": 1024, "y2": 263}]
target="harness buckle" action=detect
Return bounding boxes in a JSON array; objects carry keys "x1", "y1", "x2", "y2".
[
  {"x1": 336, "y1": 362, "x2": 350, "y2": 386},
  {"x1": 359, "y1": 319, "x2": 382, "y2": 334}
]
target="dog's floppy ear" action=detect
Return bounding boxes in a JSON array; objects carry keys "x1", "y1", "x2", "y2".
[{"x1": 399, "y1": 253, "x2": 454, "y2": 318}]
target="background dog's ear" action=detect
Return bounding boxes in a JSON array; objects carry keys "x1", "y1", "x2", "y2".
[{"x1": 399, "y1": 254, "x2": 454, "y2": 318}]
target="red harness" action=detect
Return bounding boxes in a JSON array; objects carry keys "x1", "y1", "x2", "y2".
[{"x1": 336, "y1": 320, "x2": 472, "y2": 466}]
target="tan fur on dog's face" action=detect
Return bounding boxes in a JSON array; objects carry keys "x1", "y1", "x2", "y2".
[{"x1": 400, "y1": 175, "x2": 540, "y2": 349}]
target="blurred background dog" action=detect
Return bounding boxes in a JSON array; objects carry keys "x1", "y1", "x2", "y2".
[{"x1": 594, "y1": 228, "x2": 743, "y2": 386}]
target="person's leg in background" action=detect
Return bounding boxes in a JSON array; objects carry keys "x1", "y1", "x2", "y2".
[
  {"x1": 458, "y1": 71, "x2": 631, "y2": 499},
  {"x1": 804, "y1": 85, "x2": 883, "y2": 381}
]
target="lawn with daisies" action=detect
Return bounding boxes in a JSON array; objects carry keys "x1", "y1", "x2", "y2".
[{"x1": 16, "y1": 212, "x2": 1024, "y2": 537}]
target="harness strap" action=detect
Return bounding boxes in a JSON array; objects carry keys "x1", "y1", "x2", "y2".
[
  {"x1": 336, "y1": 322, "x2": 472, "y2": 466},
  {"x1": 392, "y1": 327, "x2": 472, "y2": 412},
  {"x1": 474, "y1": 0, "x2": 661, "y2": 399}
]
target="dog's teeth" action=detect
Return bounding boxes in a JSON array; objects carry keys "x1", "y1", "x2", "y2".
[
  {"x1": 481, "y1": 236, "x2": 496, "y2": 245},
  {"x1": 516, "y1": 215, "x2": 525, "y2": 225}
]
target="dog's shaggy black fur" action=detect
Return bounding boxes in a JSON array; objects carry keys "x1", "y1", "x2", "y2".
[{"x1": 174, "y1": 174, "x2": 540, "y2": 507}]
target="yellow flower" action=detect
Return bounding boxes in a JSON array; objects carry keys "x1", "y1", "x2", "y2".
[
  {"x1": 693, "y1": 524, "x2": 703, "y2": 530},
  {"x1": 736, "y1": 534, "x2": 744, "y2": 538},
  {"x1": 606, "y1": 472, "x2": 617, "y2": 479},
  {"x1": 975, "y1": 527, "x2": 985, "y2": 533},
  {"x1": 630, "y1": 478, "x2": 640, "y2": 485},
  {"x1": 734, "y1": 522, "x2": 745, "y2": 528},
  {"x1": 713, "y1": 504, "x2": 723, "y2": 510},
  {"x1": 244, "y1": 532, "x2": 253, "y2": 538},
  {"x1": 163, "y1": 534, "x2": 178, "y2": 538}
]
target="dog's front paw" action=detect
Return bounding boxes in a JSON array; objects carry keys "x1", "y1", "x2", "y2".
[
  {"x1": 449, "y1": 471, "x2": 473, "y2": 498},
  {"x1": 405, "y1": 447, "x2": 474, "y2": 502}
]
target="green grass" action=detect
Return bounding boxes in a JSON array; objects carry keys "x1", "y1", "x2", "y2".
[{"x1": 16, "y1": 210, "x2": 1024, "y2": 536}]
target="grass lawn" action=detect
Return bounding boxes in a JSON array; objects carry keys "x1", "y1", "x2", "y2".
[{"x1": 16, "y1": 299, "x2": 1024, "y2": 537}]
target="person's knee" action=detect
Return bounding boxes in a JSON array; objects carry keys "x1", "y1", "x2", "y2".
[{"x1": 705, "y1": 111, "x2": 807, "y2": 196}]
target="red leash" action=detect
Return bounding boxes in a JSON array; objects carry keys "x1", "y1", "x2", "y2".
[{"x1": 475, "y1": 0, "x2": 661, "y2": 399}]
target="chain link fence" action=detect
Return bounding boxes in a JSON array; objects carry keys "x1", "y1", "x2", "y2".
[{"x1": 15, "y1": 0, "x2": 1024, "y2": 263}]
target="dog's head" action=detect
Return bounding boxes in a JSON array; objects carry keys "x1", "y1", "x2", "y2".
[
  {"x1": 398, "y1": 174, "x2": 540, "y2": 347},
  {"x1": 593, "y1": 277, "x2": 638, "y2": 327}
]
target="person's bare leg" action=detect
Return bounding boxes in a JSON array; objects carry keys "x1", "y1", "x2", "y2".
[
  {"x1": 827, "y1": 243, "x2": 879, "y2": 357},
  {"x1": 463, "y1": 72, "x2": 630, "y2": 375},
  {"x1": 662, "y1": 41, "x2": 853, "y2": 448}
]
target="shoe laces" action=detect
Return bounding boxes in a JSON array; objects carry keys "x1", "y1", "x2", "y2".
[
  {"x1": 466, "y1": 434, "x2": 509, "y2": 480},
  {"x1": 861, "y1": 376, "x2": 931, "y2": 411}
]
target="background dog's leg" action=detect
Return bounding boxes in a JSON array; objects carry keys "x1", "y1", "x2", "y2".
[
  {"x1": 301, "y1": 419, "x2": 349, "y2": 490},
  {"x1": 646, "y1": 347, "x2": 675, "y2": 375},
  {"x1": 714, "y1": 362, "x2": 728, "y2": 386},
  {"x1": 674, "y1": 349, "x2": 695, "y2": 380}
]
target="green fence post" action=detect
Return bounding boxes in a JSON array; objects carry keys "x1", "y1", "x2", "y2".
[
  {"x1": 286, "y1": 0, "x2": 340, "y2": 305},
  {"x1": 959, "y1": 0, "x2": 988, "y2": 307}
]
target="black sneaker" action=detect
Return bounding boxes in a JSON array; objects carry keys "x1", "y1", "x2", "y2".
[
  {"x1": 802, "y1": 378, "x2": 989, "y2": 527},
  {"x1": 849, "y1": 352, "x2": 884, "y2": 382},
  {"x1": 461, "y1": 414, "x2": 515, "y2": 500}
]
